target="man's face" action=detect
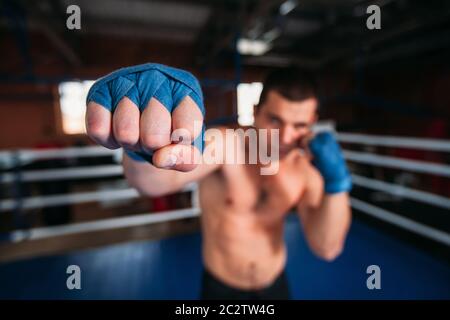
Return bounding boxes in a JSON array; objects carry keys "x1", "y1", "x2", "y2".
[{"x1": 254, "y1": 90, "x2": 318, "y2": 157}]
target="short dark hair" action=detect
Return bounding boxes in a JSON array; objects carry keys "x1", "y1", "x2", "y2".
[{"x1": 258, "y1": 66, "x2": 318, "y2": 106}]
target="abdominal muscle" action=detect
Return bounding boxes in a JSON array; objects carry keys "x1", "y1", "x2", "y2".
[{"x1": 199, "y1": 171, "x2": 288, "y2": 290}]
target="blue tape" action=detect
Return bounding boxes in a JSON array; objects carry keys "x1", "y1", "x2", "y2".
[
  {"x1": 87, "y1": 63, "x2": 205, "y2": 163},
  {"x1": 309, "y1": 132, "x2": 352, "y2": 194}
]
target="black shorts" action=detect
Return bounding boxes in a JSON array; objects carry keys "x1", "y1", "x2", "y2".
[{"x1": 200, "y1": 268, "x2": 291, "y2": 300}]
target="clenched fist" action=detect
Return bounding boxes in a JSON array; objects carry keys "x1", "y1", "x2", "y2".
[{"x1": 85, "y1": 63, "x2": 205, "y2": 171}]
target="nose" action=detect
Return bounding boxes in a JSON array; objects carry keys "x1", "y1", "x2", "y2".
[{"x1": 280, "y1": 125, "x2": 296, "y2": 145}]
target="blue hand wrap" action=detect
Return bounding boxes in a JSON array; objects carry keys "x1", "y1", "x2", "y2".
[
  {"x1": 309, "y1": 132, "x2": 352, "y2": 194},
  {"x1": 86, "y1": 63, "x2": 205, "y2": 162}
]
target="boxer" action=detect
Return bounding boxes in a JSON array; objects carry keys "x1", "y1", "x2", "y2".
[{"x1": 85, "y1": 64, "x2": 352, "y2": 299}]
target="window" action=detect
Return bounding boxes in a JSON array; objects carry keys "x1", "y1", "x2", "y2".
[
  {"x1": 58, "y1": 80, "x2": 94, "y2": 134},
  {"x1": 237, "y1": 82, "x2": 263, "y2": 126}
]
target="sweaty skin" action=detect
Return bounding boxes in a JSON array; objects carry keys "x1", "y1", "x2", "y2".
[{"x1": 122, "y1": 91, "x2": 351, "y2": 290}]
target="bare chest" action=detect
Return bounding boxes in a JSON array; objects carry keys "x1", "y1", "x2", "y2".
[{"x1": 202, "y1": 156, "x2": 308, "y2": 217}]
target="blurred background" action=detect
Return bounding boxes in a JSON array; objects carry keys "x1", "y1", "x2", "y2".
[{"x1": 0, "y1": 0, "x2": 449, "y2": 299}]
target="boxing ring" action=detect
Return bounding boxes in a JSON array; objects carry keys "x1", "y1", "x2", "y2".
[{"x1": 0, "y1": 131, "x2": 449, "y2": 299}]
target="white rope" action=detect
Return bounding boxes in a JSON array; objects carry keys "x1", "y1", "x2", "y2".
[
  {"x1": 337, "y1": 133, "x2": 450, "y2": 152},
  {"x1": 0, "y1": 183, "x2": 198, "y2": 211},
  {"x1": 0, "y1": 146, "x2": 119, "y2": 162},
  {"x1": 0, "y1": 165, "x2": 123, "y2": 183},
  {"x1": 350, "y1": 197, "x2": 450, "y2": 246},
  {"x1": 10, "y1": 207, "x2": 201, "y2": 242},
  {"x1": 0, "y1": 188, "x2": 140, "y2": 211},
  {"x1": 312, "y1": 121, "x2": 335, "y2": 134},
  {"x1": 352, "y1": 175, "x2": 450, "y2": 210},
  {"x1": 343, "y1": 150, "x2": 450, "y2": 177},
  {"x1": 0, "y1": 132, "x2": 448, "y2": 166},
  {"x1": 9, "y1": 199, "x2": 450, "y2": 245},
  {"x1": 2, "y1": 150, "x2": 448, "y2": 184}
]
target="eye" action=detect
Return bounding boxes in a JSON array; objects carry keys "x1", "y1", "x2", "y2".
[{"x1": 270, "y1": 116, "x2": 281, "y2": 125}]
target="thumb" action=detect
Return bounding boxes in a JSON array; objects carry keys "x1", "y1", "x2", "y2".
[{"x1": 152, "y1": 144, "x2": 201, "y2": 172}]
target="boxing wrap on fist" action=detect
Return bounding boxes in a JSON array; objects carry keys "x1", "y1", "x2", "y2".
[
  {"x1": 86, "y1": 63, "x2": 205, "y2": 164},
  {"x1": 308, "y1": 132, "x2": 352, "y2": 194}
]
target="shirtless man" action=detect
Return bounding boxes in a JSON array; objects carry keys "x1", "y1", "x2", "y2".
[{"x1": 85, "y1": 64, "x2": 352, "y2": 299}]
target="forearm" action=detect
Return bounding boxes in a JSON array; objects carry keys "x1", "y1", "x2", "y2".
[
  {"x1": 123, "y1": 140, "x2": 222, "y2": 197},
  {"x1": 299, "y1": 192, "x2": 351, "y2": 261}
]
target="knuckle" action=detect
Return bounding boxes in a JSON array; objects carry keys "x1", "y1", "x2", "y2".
[
  {"x1": 141, "y1": 133, "x2": 169, "y2": 150},
  {"x1": 86, "y1": 123, "x2": 109, "y2": 141},
  {"x1": 116, "y1": 136, "x2": 138, "y2": 147},
  {"x1": 114, "y1": 127, "x2": 139, "y2": 145}
]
